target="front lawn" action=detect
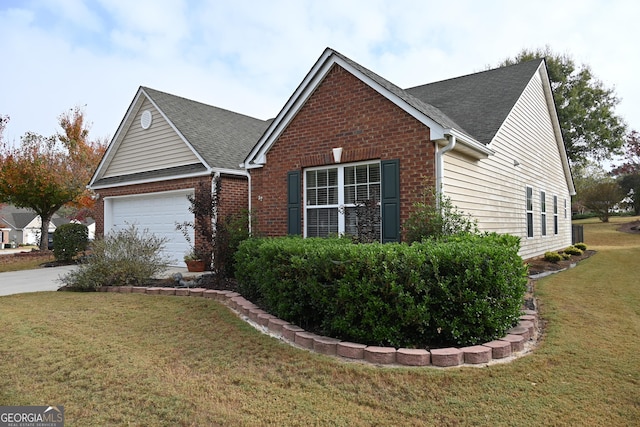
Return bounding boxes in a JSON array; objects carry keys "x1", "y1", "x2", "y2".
[{"x1": 0, "y1": 217, "x2": 638, "y2": 425}]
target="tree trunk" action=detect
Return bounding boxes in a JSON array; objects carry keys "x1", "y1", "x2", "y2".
[{"x1": 40, "y1": 214, "x2": 53, "y2": 251}]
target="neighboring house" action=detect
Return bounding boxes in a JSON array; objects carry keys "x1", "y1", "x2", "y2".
[
  {"x1": 88, "y1": 87, "x2": 271, "y2": 265},
  {"x1": 0, "y1": 205, "x2": 94, "y2": 248},
  {"x1": 0, "y1": 205, "x2": 59, "y2": 247},
  {"x1": 243, "y1": 48, "x2": 575, "y2": 259}
]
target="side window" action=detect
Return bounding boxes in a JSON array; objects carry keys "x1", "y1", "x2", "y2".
[
  {"x1": 540, "y1": 191, "x2": 547, "y2": 236},
  {"x1": 553, "y1": 195, "x2": 559, "y2": 235},
  {"x1": 526, "y1": 186, "x2": 534, "y2": 238}
]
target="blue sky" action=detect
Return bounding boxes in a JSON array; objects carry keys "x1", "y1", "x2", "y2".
[{"x1": 1, "y1": 0, "x2": 638, "y2": 163}]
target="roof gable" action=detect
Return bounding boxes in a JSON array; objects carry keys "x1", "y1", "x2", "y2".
[
  {"x1": 141, "y1": 87, "x2": 271, "y2": 171},
  {"x1": 90, "y1": 87, "x2": 270, "y2": 188},
  {"x1": 244, "y1": 48, "x2": 493, "y2": 167}
]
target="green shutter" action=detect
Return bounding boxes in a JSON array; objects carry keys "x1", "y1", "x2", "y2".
[
  {"x1": 381, "y1": 159, "x2": 400, "y2": 242},
  {"x1": 287, "y1": 171, "x2": 301, "y2": 235}
]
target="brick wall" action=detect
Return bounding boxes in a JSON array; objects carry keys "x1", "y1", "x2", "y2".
[
  {"x1": 250, "y1": 64, "x2": 436, "y2": 239},
  {"x1": 218, "y1": 175, "x2": 249, "y2": 219}
]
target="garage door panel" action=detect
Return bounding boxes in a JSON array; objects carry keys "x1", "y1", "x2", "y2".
[{"x1": 108, "y1": 190, "x2": 194, "y2": 266}]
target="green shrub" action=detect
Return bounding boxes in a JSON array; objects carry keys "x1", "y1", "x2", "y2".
[
  {"x1": 404, "y1": 186, "x2": 478, "y2": 243},
  {"x1": 235, "y1": 233, "x2": 527, "y2": 347},
  {"x1": 53, "y1": 223, "x2": 89, "y2": 262},
  {"x1": 564, "y1": 245, "x2": 584, "y2": 256},
  {"x1": 544, "y1": 251, "x2": 562, "y2": 263},
  {"x1": 562, "y1": 253, "x2": 572, "y2": 260},
  {"x1": 60, "y1": 224, "x2": 169, "y2": 291},
  {"x1": 574, "y1": 242, "x2": 587, "y2": 251}
]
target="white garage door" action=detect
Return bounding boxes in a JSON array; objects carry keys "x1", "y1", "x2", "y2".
[{"x1": 106, "y1": 190, "x2": 194, "y2": 266}]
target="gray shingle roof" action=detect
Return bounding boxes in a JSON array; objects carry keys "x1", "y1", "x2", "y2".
[
  {"x1": 405, "y1": 59, "x2": 544, "y2": 145},
  {"x1": 0, "y1": 205, "x2": 65, "y2": 229},
  {"x1": 93, "y1": 164, "x2": 207, "y2": 187},
  {"x1": 141, "y1": 87, "x2": 271, "y2": 171}
]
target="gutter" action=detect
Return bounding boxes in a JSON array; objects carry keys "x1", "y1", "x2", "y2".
[{"x1": 435, "y1": 134, "x2": 456, "y2": 208}]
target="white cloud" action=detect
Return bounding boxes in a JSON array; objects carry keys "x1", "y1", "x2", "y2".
[{"x1": 0, "y1": 0, "x2": 638, "y2": 149}]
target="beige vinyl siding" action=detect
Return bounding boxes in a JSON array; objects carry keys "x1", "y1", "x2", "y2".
[
  {"x1": 443, "y1": 71, "x2": 572, "y2": 259},
  {"x1": 103, "y1": 99, "x2": 201, "y2": 177}
]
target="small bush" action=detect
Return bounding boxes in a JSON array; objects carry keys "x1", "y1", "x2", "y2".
[
  {"x1": 574, "y1": 242, "x2": 587, "y2": 251},
  {"x1": 60, "y1": 224, "x2": 169, "y2": 291},
  {"x1": 562, "y1": 253, "x2": 572, "y2": 260},
  {"x1": 564, "y1": 246, "x2": 584, "y2": 256},
  {"x1": 544, "y1": 251, "x2": 562, "y2": 263},
  {"x1": 404, "y1": 186, "x2": 478, "y2": 243},
  {"x1": 53, "y1": 223, "x2": 89, "y2": 262}
]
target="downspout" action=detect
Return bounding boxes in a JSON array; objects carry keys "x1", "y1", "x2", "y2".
[
  {"x1": 246, "y1": 170, "x2": 252, "y2": 234},
  {"x1": 435, "y1": 134, "x2": 456, "y2": 209},
  {"x1": 212, "y1": 171, "x2": 221, "y2": 229},
  {"x1": 236, "y1": 164, "x2": 253, "y2": 234}
]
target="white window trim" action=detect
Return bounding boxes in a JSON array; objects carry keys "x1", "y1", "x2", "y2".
[
  {"x1": 540, "y1": 190, "x2": 547, "y2": 237},
  {"x1": 526, "y1": 185, "x2": 534, "y2": 239},
  {"x1": 553, "y1": 195, "x2": 559, "y2": 235},
  {"x1": 304, "y1": 160, "x2": 381, "y2": 238}
]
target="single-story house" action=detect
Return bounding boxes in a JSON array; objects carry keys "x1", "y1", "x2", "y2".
[
  {"x1": 88, "y1": 87, "x2": 271, "y2": 264},
  {"x1": 243, "y1": 48, "x2": 575, "y2": 260},
  {"x1": 90, "y1": 47, "x2": 574, "y2": 263}
]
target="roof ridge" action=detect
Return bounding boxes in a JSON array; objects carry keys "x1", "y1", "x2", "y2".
[
  {"x1": 405, "y1": 58, "x2": 544, "y2": 90},
  {"x1": 141, "y1": 86, "x2": 268, "y2": 122}
]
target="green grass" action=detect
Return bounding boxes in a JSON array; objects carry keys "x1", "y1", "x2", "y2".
[{"x1": 0, "y1": 218, "x2": 639, "y2": 426}]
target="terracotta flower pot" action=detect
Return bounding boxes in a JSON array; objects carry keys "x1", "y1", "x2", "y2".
[{"x1": 185, "y1": 260, "x2": 205, "y2": 272}]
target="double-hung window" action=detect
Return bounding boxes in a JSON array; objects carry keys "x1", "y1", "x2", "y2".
[
  {"x1": 526, "y1": 186, "x2": 534, "y2": 238},
  {"x1": 553, "y1": 195, "x2": 559, "y2": 235},
  {"x1": 540, "y1": 191, "x2": 547, "y2": 236},
  {"x1": 305, "y1": 162, "x2": 381, "y2": 240}
]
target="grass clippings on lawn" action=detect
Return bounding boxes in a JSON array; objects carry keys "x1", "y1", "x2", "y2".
[{"x1": 0, "y1": 217, "x2": 639, "y2": 426}]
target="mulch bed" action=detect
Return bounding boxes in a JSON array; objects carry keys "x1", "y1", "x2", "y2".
[
  {"x1": 618, "y1": 219, "x2": 640, "y2": 234},
  {"x1": 525, "y1": 249, "x2": 596, "y2": 276},
  {"x1": 144, "y1": 274, "x2": 240, "y2": 292}
]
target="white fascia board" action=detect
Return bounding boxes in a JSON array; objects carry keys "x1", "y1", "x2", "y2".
[
  {"x1": 442, "y1": 128, "x2": 494, "y2": 158},
  {"x1": 538, "y1": 63, "x2": 576, "y2": 195},
  {"x1": 245, "y1": 49, "x2": 336, "y2": 168},
  {"x1": 89, "y1": 89, "x2": 146, "y2": 187},
  {"x1": 89, "y1": 170, "x2": 211, "y2": 190},
  {"x1": 213, "y1": 167, "x2": 249, "y2": 177}
]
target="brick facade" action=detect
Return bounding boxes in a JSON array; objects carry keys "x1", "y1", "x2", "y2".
[{"x1": 249, "y1": 64, "x2": 436, "y2": 239}]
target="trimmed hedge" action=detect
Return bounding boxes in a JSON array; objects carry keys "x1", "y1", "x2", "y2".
[{"x1": 235, "y1": 233, "x2": 528, "y2": 348}]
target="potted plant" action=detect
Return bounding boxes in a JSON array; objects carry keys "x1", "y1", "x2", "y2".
[{"x1": 183, "y1": 250, "x2": 206, "y2": 272}]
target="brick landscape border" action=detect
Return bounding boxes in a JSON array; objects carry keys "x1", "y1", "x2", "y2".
[{"x1": 99, "y1": 285, "x2": 539, "y2": 368}]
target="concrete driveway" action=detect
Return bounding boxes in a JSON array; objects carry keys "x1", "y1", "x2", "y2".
[{"x1": 0, "y1": 265, "x2": 77, "y2": 296}]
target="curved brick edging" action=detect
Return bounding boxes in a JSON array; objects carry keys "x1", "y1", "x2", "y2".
[{"x1": 99, "y1": 285, "x2": 540, "y2": 368}]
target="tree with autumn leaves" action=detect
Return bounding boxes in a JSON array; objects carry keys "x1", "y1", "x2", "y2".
[{"x1": 0, "y1": 107, "x2": 106, "y2": 250}]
